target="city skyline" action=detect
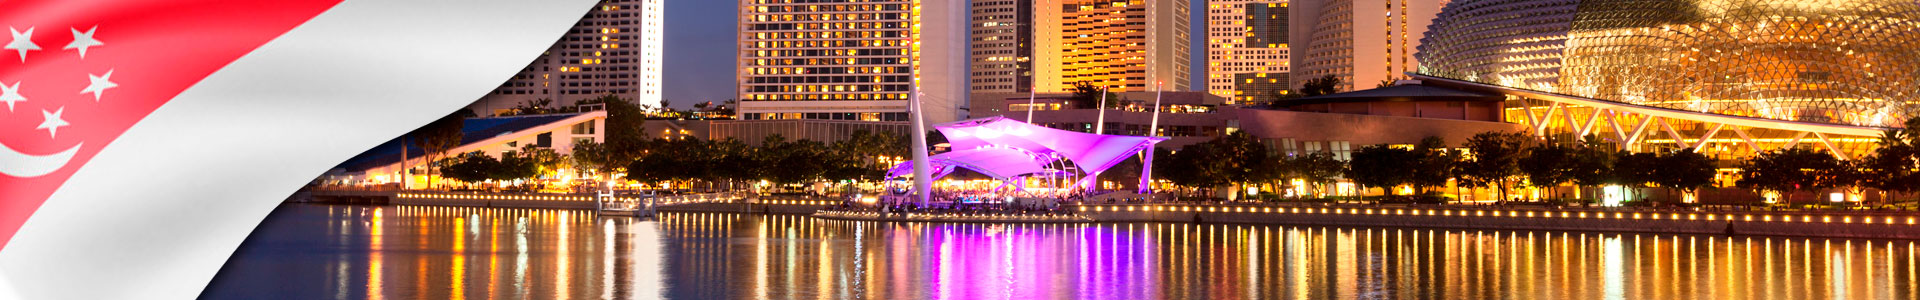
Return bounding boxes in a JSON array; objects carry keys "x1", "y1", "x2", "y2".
[{"x1": 656, "y1": 1, "x2": 1217, "y2": 110}]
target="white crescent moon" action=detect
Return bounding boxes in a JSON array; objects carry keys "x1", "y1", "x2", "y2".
[{"x1": 0, "y1": 142, "x2": 82, "y2": 178}]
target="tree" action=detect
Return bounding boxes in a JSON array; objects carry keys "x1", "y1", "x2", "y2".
[
  {"x1": 1519, "y1": 140, "x2": 1577, "y2": 199},
  {"x1": 513, "y1": 143, "x2": 566, "y2": 179},
  {"x1": 570, "y1": 140, "x2": 614, "y2": 182},
  {"x1": 1409, "y1": 136, "x2": 1456, "y2": 195},
  {"x1": 439, "y1": 152, "x2": 495, "y2": 185},
  {"x1": 409, "y1": 110, "x2": 469, "y2": 189},
  {"x1": 491, "y1": 149, "x2": 543, "y2": 183},
  {"x1": 1567, "y1": 138, "x2": 1615, "y2": 201},
  {"x1": 715, "y1": 99, "x2": 738, "y2": 117},
  {"x1": 1299, "y1": 75, "x2": 1341, "y2": 96},
  {"x1": 627, "y1": 138, "x2": 705, "y2": 186},
  {"x1": 1376, "y1": 76, "x2": 1406, "y2": 89},
  {"x1": 1346, "y1": 144, "x2": 1415, "y2": 195},
  {"x1": 1161, "y1": 143, "x2": 1228, "y2": 196},
  {"x1": 1860, "y1": 117, "x2": 1920, "y2": 202},
  {"x1": 1461, "y1": 131, "x2": 1534, "y2": 202},
  {"x1": 1737, "y1": 148, "x2": 1847, "y2": 205},
  {"x1": 1611, "y1": 151, "x2": 1661, "y2": 200},
  {"x1": 509, "y1": 98, "x2": 556, "y2": 116},
  {"x1": 1283, "y1": 152, "x2": 1345, "y2": 198},
  {"x1": 708, "y1": 138, "x2": 757, "y2": 190},
  {"x1": 1263, "y1": 89, "x2": 1301, "y2": 107},
  {"x1": 1163, "y1": 132, "x2": 1271, "y2": 199},
  {"x1": 1067, "y1": 82, "x2": 1122, "y2": 109},
  {"x1": 832, "y1": 130, "x2": 904, "y2": 181},
  {"x1": 579, "y1": 94, "x2": 649, "y2": 167},
  {"x1": 1654, "y1": 148, "x2": 1718, "y2": 203}
]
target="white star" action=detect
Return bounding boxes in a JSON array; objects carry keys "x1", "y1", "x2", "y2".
[
  {"x1": 4, "y1": 26, "x2": 38, "y2": 62},
  {"x1": 64, "y1": 26, "x2": 102, "y2": 59},
  {"x1": 37, "y1": 107, "x2": 68, "y2": 139},
  {"x1": 0, "y1": 81, "x2": 23, "y2": 112},
  {"x1": 81, "y1": 69, "x2": 116, "y2": 101}
]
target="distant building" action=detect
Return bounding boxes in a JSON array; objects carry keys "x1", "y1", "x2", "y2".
[
  {"x1": 1271, "y1": 83, "x2": 1504, "y2": 122},
  {"x1": 471, "y1": 0, "x2": 665, "y2": 115},
  {"x1": 969, "y1": 0, "x2": 1064, "y2": 95},
  {"x1": 1206, "y1": 0, "x2": 1290, "y2": 104},
  {"x1": 1289, "y1": 0, "x2": 1440, "y2": 92},
  {"x1": 969, "y1": 89, "x2": 1522, "y2": 152},
  {"x1": 1232, "y1": 72, "x2": 1289, "y2": 105},
  {"x1": 736, "y1": 0, "x2": 970, "y2": 124},
  {"x1": 326, "y1": 112, "x2": 607, "y2": 186},
  {"x1": 1060, "y1": 0, "x2": 1191, "y2": 92},
  {"x1": 1414, "y1": 0, "x2": 1920, "y2": 159}
]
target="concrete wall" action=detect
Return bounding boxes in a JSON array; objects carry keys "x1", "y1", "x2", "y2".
[
  {"x1": 1076, "y1": 204, "x2": 1920, "y2": 239},
  {"x1": 1235, "y1": 108, "x2": 1526, "y2": 147},
  {"x1": 706, "y1": 119, "x2": 911, "y2": 146},
  {"x1": 657, "y1": 202, "x2": 833, "y2": 215},
  {"x1": 393, "y1": 192, "x2": 599, "y2": 209}
]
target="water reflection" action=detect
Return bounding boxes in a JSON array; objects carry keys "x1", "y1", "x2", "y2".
[{"x1": 205, "y1": 204, "x2": 1920, "y2": 299}]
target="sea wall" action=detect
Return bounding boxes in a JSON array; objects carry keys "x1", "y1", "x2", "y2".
[
  {"x1": 390, "y1": 192, "x2": 601, "y2": 209},
  {"x1": 1076, "y1": 204, "x2": 1920, "y2": 240},
  {"x1": 656, "y1": 201, "x2": 835, "y2": 214}
]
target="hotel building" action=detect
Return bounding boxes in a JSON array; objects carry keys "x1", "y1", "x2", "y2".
[
  {"x1": 1206, "y1": 0, "x2": 1290, "y2": 104},
  {"x1": 472, "y1": 0, "x2": 666, "y2": 115},
  {"x1": 1288, "y1": 0, "x2": 1439, "y2": 92},
  {"x1": 969, "y1": 0, "x2": 1064, "y2": 95},
  {"x1": 1060, "y1": 0, "x2": 1192, "y2": 92},
  {"x1": 736, "y1": 0, "x2": 970, "y2": 124}
]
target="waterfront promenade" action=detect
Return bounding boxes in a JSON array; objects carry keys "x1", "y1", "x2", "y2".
[{"x1": 303, "y1": 187, "x2": 1920, "y2": 239}]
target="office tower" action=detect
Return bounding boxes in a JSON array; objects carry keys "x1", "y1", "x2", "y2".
[
  {"x1": 1290, "y1": 0, "x2": 1440, "y2": 92},
  {"x1": 1060, "y1": 0, "x2": 1191, "y2": 92},
  {"x1": 970, "y1": 0, "x2": 1064, "y2": 94},
  {"x1": 1207, "y1": 0, "x2": 1289, "y2": 104},
  {"x1": 473, "y1": 0, "x2": 666, "y2": 115},
  {"x1": 736, "y1": 0, "x2": 969, "y2": 124}
]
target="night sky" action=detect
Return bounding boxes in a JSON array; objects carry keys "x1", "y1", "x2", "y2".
[{"x1": 661, "y1": 1, "x2": 1210, "y2": 110}]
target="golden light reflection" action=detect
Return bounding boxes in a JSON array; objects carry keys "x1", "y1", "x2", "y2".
[{"x1": 241, "y1": 206, "x2": 1920, "y2": 299}]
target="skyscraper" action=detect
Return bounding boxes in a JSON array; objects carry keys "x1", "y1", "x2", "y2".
[
  {"x1": 970, "y1": 0, "x2": 1064, "y2": 95},
  {"x1": 472, "y1": 0, "x2": 665, "y2": 115},
  {"x1": 736, "y1": 0, "x2": 969, "y2": 124},
  {"x1": 1060, "y1": 0, "x2": 1191, "y2": 92},
  {"x1": 1289, "y1": 0, "x2": 1439, "y2": 92},
  {"x1": 1206, "y1": 0, "x2": 1289, "y2": 104}
]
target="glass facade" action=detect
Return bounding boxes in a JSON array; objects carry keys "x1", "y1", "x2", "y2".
[
  {"x1": 738, "y1": 0, "x2": 916, "y2": 102},
  {"x1": 1417, "y1": 0, "x2": 1920, "y2": 158}
]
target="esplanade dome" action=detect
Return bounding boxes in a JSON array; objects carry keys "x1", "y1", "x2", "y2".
[{"x1": 1417, "y1": 0, "x2": 1920, "y2": 127}]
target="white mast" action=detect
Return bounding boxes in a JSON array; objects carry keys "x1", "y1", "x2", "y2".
[
  {"x1": 909, "y1": 79, "x2": 933, "y2": 206},
  {"x1": 1149, "y1": 81, "x2": 1162, "y2": 136},
  {"x1": 1094, "y1": 86, "x2": 1108, "y2": 134},
  {"x1": 1024, "y1": 88, "x2": 1037, "y2": 123}
]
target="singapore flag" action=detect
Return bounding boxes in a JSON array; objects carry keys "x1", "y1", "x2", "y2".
[{"x1": 0, "y1": 0, "x2": 598, "y2": 299}]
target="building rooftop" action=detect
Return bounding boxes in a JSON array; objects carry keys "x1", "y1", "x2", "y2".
[
  {"x1": 332, "y1": 113, "x2": 582, "y2": 173},
  {"x1": 1279, "y1": 84, "x2": 1504, "y2": 106}
]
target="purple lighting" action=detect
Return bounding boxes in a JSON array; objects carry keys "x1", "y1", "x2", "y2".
[{"x1": 889, "y1": 116, "x2": 1166, "y2": 193}]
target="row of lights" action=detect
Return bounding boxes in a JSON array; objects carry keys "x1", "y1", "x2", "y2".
[
  {"x1": 398, "y1": 193, "x2": 592, "y2": 202},
  {"x1": 814, "y1": 210, "x2": 1089, "y2": 222},
  {"x1": 1076, "y1": 205, "x2": 1920, "y2": 225},
  {"x1": 760, "y1": 200, "x2": 833, "y2": 206}
]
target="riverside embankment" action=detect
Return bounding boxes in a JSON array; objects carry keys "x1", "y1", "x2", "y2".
[{"x1": 1068, "y1": 203, "x2": 1920, "y2": 240}]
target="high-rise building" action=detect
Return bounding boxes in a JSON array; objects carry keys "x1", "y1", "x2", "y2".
[
  {"x1": 970, "y1": 0, "x2": 1063, "y2": 95},
  {"x1": 736, "y1": 0, "x2": 970, "y2": 124},
  {"x1": 1060, "y1": 0, "x2": 1191, "y2": 92},
  {"x1": 1289, "y1": 0, "x2": 1439, "y2": 92},
  {"x1": 472, "y1": 0, "x2": 666, "y2": 115},
  {"x1": 1207, "y1": 0, "x2": 1290, "y2": 104}
]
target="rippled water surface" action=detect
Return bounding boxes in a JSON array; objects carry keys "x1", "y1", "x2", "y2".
[{"x1": 203, "y1": 204, "x2": 1920, "y2": 299}]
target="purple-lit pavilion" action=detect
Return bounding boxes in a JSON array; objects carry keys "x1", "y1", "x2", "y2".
[{"x1": 888, "y1": 116, "x2": 1166, "y2": 195}]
